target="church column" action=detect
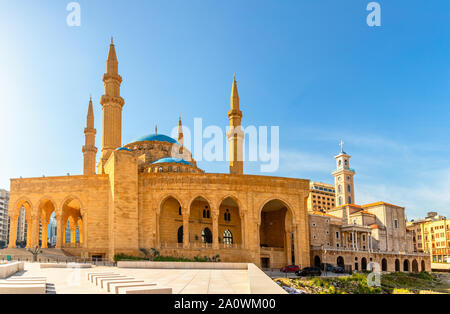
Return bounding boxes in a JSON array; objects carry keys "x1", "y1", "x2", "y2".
[
  {"x1": 182, "y1": 208, "x2": 189, "y2": 249},
  {"x1": 8, "y1": 216, "x2": 18, "y2": 248},
  {"x1": 212, "y1": 211, "x2": 219, "y2": 249}
]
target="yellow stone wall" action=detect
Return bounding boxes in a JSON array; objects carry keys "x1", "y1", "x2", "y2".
[{"x1": 8, "y1": 165, "x2": 311, "y2": 268}]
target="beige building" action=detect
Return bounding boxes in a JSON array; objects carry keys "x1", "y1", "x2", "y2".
[
  {"x1": 308, "y1": 147, "x2": 430, "y2": 272},
  {"x1": 7, "y1": 40, "x2": 311, "y2": 268},
  {"x1": 307, "y1": 182, "x2": 335, "y2": 212},
  {"x1": 407, "y1": 212, "x2": 449, "y2": 263},
  {"x1": 0, "y1": 189, "x2": 10, "y2": 247}
]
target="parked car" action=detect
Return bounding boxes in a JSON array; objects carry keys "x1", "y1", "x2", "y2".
[
  {"x1": 280, "y1": 265, "x2": 300, "y2": 273},
  {"x1": 332, "y1": 266, "x2": 345, "y2": 273},
  {"x1": 295, "y1": 266, "x2": 322, "y2": 277}
]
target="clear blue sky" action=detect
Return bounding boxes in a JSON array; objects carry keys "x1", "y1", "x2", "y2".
[{"x1": 0, "y1": 0, "x2": 449, "y2": 219}]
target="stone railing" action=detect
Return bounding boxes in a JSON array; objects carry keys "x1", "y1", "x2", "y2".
[{"x1": 160, "y1": 242, "x2": 242, "y2": 250}]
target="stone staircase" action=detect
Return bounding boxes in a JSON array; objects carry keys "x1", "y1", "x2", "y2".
[{"x1": 0, "y1": 248, "x2": 76, "y2": 262}]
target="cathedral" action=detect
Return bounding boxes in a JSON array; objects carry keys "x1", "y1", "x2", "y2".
[{"x1": 7, "y1": 40, "x2": 311, "y2": 267}]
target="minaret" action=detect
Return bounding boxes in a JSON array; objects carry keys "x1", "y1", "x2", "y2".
[
  {"x1": 98, "y1": 37, "x2": 125, "y2": 173},
  {"x1": 82, "y1": 96, "x2": 98, "y2": 175},
  {"x1": 332, "y1": 140, "x2": 356, "y2": 206},
  {"x1": 226, "y1": 74, "x2": 244, "y2": 175},
  {"x1": 177, "y1": 115, "x2": 184, "y2": 146}
]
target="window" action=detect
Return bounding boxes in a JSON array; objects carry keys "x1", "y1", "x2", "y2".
[
  {"x1": 179, "y1": 207, "x2": 182, "y2": 216},
  {"x1": 202, "y1": 207, "x2": 210, "y2": 219},
  {"x1": 338, "y1": 185, "x2": 342, "y2": 194},
  {"x1": 347, "y1": 184, "x2": 351, "y2": 193},
  {"x1": 312, "y1": 223, "x2": 316, "y2": 227},
  {"x1": 223, "y1": 229, "x2": 233, "y2": 245},
  {"x1": 338, "y1": 197, "x2": 343, "y2": 206},
  {"x1": 224, "y1": 209, "x2": 231, "y2": 222},
  {"x1": 348, "y1": 196, "x2": 352, "y2": 204},
  {"x1": 336, "y1": 232, "x2": 340, "y2": 239},
  {"x1": 394, "y1": 219, "x2": 399, "y2": 229},
  {"x1": 202, "y1": 228, "x2": 212, "y2": 243}
]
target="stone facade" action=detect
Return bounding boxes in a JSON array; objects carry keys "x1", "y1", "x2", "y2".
[
  {"x1": 7, "y1": 40, "x2": 311, "y2": 268},
  {"x1": 407, "y1": 212, "x2": 449, "y2": 263}
]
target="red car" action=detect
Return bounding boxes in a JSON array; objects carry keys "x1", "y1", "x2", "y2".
[{"x1": 280, "y1": 265, "x2": 300, "y2": 273}]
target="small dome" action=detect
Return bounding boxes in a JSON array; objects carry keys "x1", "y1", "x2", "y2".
[
  {"x1": 117, "y1": 147, "x2": 132, "y2": 152},
  {"x1": 152, "y1": 157, "x2": 192, "y2": 166},
  {"x1": 134, "y1": 134, "x2": 178, "y2": 144}
]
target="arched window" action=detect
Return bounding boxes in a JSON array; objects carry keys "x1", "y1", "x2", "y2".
[
  {"x1": 338, "y1": 185, "x2": 342, "y2": 193},
  {"x1": 177, "y1": 226, "x2": 183, "y2": 243},
  {"x1": 158, "y1": 167, "x2": 163, "y2": 173},
  {"x1": 338, "y1": 197, "x2": 343, "y2": 206},
  {"x1": 347, "y1": 184, "x2": 351, "y2": 193},
  {"x1": 223, "y1": 229, "x2": 233, "y2": 245},
  {"x1": 202, "y1": 228, "x2": 212, "y2": 243},
  {"x1": 348, "y1": 196, "x2": 352, "y2": 204},
  {"x1": 224, "y1": 209, "x2": 231, "y2": 222},
  {"x1": 202, "y1": 207, "x2": 210, "y2": 219}
]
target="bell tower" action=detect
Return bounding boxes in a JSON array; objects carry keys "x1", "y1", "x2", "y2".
[
  {"x1": 332, "y1": 140, "x2": 356, "y2": 206},
  {"x1": 226, "y1": 74, "x2": 244, "y2": 175},
  {"x1": 98, "y1": 37, "x2": 125, "y2": 174}
]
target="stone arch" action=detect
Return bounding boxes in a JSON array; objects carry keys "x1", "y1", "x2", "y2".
[
  {"x1": 189, "y1": 195, "x2": 213, "y2": 245},
  {"x1": 337, "y1": 256, "x2": 345, "y2": 267},
  {"x1": 412, "y1": 259, "x2": 419, "y2": 273},
  {"x1": 188, "y1": 194, "x2": 214, "y2": 211},
  {"x1": 421, "y1": 260, "x2": 426, "y2": 272},
  {"x1": 395, "y1": 259, "x2": 400, "y2": 272},
  {"x1": 37, "y1": 197, "x2": 58, "y2": 248},
  {"x1": 361, "y1": 257, "x2": 368, "y2": 271},
  {"x1": 218, "y1": 196, "x2": 243, "y2": 247},
  {"x1": 159, "y1": 196, "x2": 183, "y2": 246},
  {"x1": 12, "y1": 197, "x2": 33, "y2": 218},
  {"x1": 403, "y1": 259, "x2": 410, "y2": 272},
  {"x1": 61, "y1": 196, "x2": 83, "y2": 248},
  {"x1": 216, "y1": 194, "x2": 244, "y2": 213},
  {"x1": 257, "y1": 197, "x2": 296, "y2": 224},
  {"x1": 157, "y1": 194, "x2": 185, "y2": 215},
  {"x1": 314, "y1": 255, "x2": 321, "y2": 268},
  {"x1": 259, "y1": 198, "x2": 296, "y2": 268},
  {"x1": 9, "y1": 197, "x2": 33, "y2": 248},
  {"x1": 382, "y1": 258, "x2": 388, "y2": 272}
]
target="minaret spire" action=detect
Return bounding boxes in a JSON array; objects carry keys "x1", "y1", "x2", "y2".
[
  {"x1": 227, "y1": 74, "x2": 244, "y2": 175},
  {"x1": 230, "y1": 73, "x2": 240, "y2": 111},
  {"x1": 177, "y1": 115, "x2": 184, "y2": 144},
  {"x1": 98, "y1": 38, "x2": 125, "y2": 174},
  {"x1": 83, "y1": 96, "x2": 98, "y2": 176}
]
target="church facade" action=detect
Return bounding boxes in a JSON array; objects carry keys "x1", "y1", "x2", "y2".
[{"x1": 7, "y1": 40, "x2": 311, "y2": 267}]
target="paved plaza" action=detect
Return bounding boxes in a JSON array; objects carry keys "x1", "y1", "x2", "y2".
[{"x1": 13, "y1": 263, "x2": 251, "y2": 294}]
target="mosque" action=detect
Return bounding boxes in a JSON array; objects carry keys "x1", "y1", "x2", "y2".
[{"x1": 7, "y1": 40, "x2": 311, "y2": 267}]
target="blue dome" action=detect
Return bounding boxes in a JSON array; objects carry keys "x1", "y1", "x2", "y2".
[
  {"x1": 117, "y1": 147, "x2": 132, "y2": 152},
  {"x1": 135, "y1": 134, "x2": 178, "y2": 144},
  {"x1": 152, "y1": 157, "x2": 192, "y2": 166}
]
